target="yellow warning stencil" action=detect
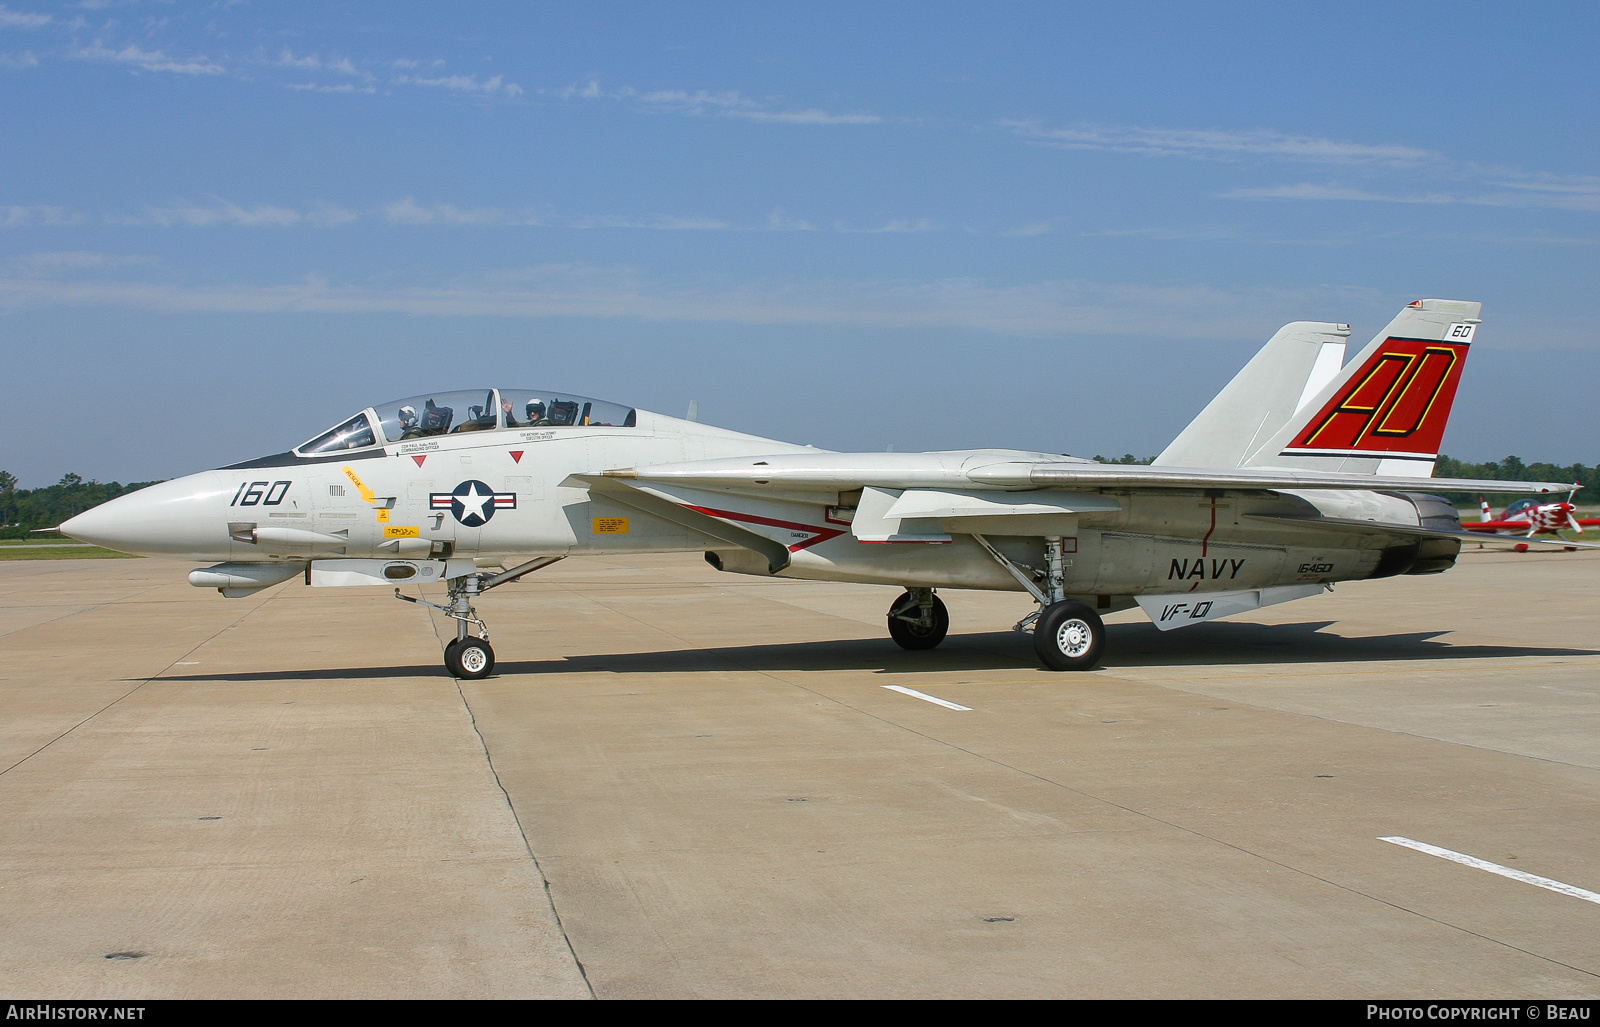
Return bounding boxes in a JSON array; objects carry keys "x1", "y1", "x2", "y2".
[
  {"x1": 375, "y1": 508, "x2": 390, "y2": 524},
  {"x1": 340, "y1": 465, "x2": 376, "y2": 503},
  {"x1": 592, "y1": 517, "x2": 629, "y2": 534},
  {"x1": 383, "y1": 525, "x2": 420, "y2": 538}
]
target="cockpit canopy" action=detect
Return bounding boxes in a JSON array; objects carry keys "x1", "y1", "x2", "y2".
[{"x1": 294, "y1": 389, "x2": 637, "y2": 456}]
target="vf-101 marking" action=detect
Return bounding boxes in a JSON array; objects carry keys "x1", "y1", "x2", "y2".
[{"x1": 61, "y1": 300, "x2": 1591, "y2": 679}]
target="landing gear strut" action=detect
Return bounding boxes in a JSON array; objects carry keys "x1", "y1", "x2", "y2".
[
  {"x1": 887, "y1": 588, "x2": 949, "y2": 650},
  {"x1": 973, "y1": 533, "x2": 1107, "y2": 672},
  {"x1": 395, "y1": 556, "x2": 564, "y2": 679}
]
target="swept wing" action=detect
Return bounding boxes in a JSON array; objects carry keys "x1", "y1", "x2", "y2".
[{"x1": 596, "y1": 452, "x2": 1573, "y2": 498}]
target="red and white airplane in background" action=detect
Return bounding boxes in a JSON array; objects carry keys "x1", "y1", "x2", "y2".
[{"x1": 1467, "y1": 495, "x2": 1600, "y2": 548}]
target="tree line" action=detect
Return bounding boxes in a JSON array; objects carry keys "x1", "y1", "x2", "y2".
[
  {"x1": 1432, "y1": 456, "x2": 1597, "y2": 505},
  {"x1": 0, "y1": 473, "x2": 166, "y2": 539}
]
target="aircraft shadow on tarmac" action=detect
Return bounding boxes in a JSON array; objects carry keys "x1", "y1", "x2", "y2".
[{"x1": 149, "y1": 620, "x2": 1600, "y2": 682}]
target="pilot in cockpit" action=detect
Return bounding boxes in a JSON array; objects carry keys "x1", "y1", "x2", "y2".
[
  {"x1": 524, "y1": 400, "x2": 550, "y2": 426},
  {"x1": 397, "y1": 404, "x2": 423, "y2": 439}
]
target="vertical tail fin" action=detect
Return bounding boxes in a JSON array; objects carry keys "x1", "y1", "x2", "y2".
[
  {"x1": 1244, "y1": 299, "x2": 1480, "y2": 477},
  {"x1": 1480, "y1": 497, "x2": 1493, "y2": 522},
  {"x1": 1155, "y1": 321, "x2": 1350, "y2": 469}
]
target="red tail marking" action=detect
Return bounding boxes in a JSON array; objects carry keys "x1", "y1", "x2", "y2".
[{"x1": 1288, "y1": 337, "x2": 1467, "y2": 456}]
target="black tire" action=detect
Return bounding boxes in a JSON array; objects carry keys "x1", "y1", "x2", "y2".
[
  {"x1": 1033, "y1": 601, "x2": 1105, "y2": 671},
  {"x1": 887, "y1": 591, "x2": 950, "y2": 650},
  {"x1": 446, "y1": 635, "x2": 495, "y2": 679}
]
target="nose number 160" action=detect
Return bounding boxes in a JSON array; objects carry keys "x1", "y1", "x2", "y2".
[{"x1": 230, "y1": 480, "x2": 292, "y2": 506}]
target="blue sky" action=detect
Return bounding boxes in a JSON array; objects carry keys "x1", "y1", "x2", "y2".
[{"x1": 1, "y1": 1, "x2": 1596, "y2": 486}]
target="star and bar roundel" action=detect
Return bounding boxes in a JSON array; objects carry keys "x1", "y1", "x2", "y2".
[{"x1": 430, "y1": 480, "x2": 517, "y2": 527}]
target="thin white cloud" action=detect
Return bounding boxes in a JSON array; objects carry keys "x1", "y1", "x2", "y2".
[
  {"x1": 1, "y1": 204, "x2": 87, "y2": 226},
  {"x1": 8, "y1": 195, "x2": 939, "y2": 235},
  {"x1": 8, "y1": 250, "x2": 155, "y2": 273},
  {"x1": 1077, "y1": 225, "x2": 1243, "y2": 241},
  {"x1": 394, "y1": 72, "x2": 522, "y2": 97},
  {"x1": 0, "y1": 265, "x2": 1392, "y2": 342},
  {"x1": 126, "y1": 198, "x2": 358, "y2": 227},
  {"x1": 835, "y1": 219, "x2": 939, "y2": 234},
  {"x1": 1225, "y1": 180, "x2": 1600, "y2": 213},
  {"x1": 0, "y1": 6, "x2": 50, "y2": 29},
  {"x1": 382, "y1": 201, "x2": 734, "y2": 230},
  {"x1": 1001, "y1": 121, "x2": 1434, "y2": 166},
  {"x1": 274, "y1": 49, "x2": 363, "y2": 78},
  {"x1": 766, "y1": 208, "x2": 816, "y2": 231},
  {"x1": 382, "y1": 197, "x2": 504, "y2": 226},
  {"x1": 562, "y1": 80, "x2": 880, "y2": 125},
  {"x1": 1004, "y1": 219, "x2": 1061, "y2": 237},
  {"x1": 732, "y1": 108, "x2": 880, "y2": 125},
  {"x1": 288, "y1": 81, "x2": 376, "y2": 94},
  {"x1": 576, "y1": 215, "x2": 732, "y2": 230},
  {"x1": 0, "y1": 49, "x2": 37, "y2": 67},
  {"x1": 1004, "y1": 121, "x2": 1599, "y2": 215},
  {"x1": 72, "y1": 40, "x2": 223, "y2": 75}
]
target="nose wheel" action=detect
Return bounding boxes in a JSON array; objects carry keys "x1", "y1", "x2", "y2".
[
  {"x1": 395, "y1": 573, "x2": 496, "y2": 679},
  {"x1": 887, "y1": 588, "x2": 949, "y2": 650},
  {"x1": 444, "y1": 635, "x2": 495, "y2": 679}
]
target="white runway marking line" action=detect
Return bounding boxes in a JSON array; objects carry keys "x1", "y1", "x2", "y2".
[
  {"x1": 1381, "y1": 836, "x2": 1600, "y2": 906},
  {"x1": 882, "y1": 685, "x2": 971, "y2": 711}
]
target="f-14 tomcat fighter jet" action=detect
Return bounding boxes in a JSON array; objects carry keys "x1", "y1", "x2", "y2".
[{"x1": 62, "y1": 299, "x2": 1583, "y2": 679}]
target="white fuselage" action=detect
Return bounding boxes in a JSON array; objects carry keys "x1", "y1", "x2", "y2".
[{"x1": 63, "y1": 408, "x2": 1446, "y2": 604}]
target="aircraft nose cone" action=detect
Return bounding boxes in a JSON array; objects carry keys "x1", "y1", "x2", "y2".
[
  {"x1": 58, "y1": 503, "x2": 124, "y2": 550},
  {"x1": 59, "y1": 473, "x2": 235, "y2": 558}
]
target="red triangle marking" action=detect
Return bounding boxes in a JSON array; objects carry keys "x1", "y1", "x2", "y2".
[
  {"x1": 411, "y1": 455, "x2": 427, "y2": 467},
  {"x1": 509, "y1": 451, "x2": 524, "y2": 463}
]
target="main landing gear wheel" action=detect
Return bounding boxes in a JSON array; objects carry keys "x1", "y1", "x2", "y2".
[
  {"x1": 887, "y1": 590, "x2": 949, "y2": 650},
  {"x1": 445, "y1": 635, "x2": 495, "y2": 679},
  {"x1": 1033, "y1": 600, "x2": 1105, "y2": 671}
]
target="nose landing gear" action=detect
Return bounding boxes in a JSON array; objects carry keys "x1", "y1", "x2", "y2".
[
  {"x1": 887, "y1": 588, "x2": 949, "y2": 650},
  {"x1": 395, "y1": 556, "x2": 564, "y2": 679},
  {"x1": 444, "y1": 634, "x2": 495, "y2": 679}
]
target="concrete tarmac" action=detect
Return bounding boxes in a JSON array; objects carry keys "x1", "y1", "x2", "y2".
[{"x1": 1, "y1": 549, "x2": 1597, "y2": 999}]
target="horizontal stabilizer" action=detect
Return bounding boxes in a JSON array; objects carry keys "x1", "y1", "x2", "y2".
[
  {"x1": 614, "y1": 452, "x2": 1573, "y2": 497},
  {"x1": 999, "y1": 464, "x2": 1571, "y2": 495},
  {"x1": 1246, "y1": 513, "x2": 1600, "y2": 549}
]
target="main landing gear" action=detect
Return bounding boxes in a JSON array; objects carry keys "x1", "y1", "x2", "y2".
[
  {"x1": 1031, "y1": 600, "x2": 1105, "y2": 672},
  {"x1": 395, "y1": 556, "x2": 565, "y2": 679},
  {"x1": 972, "y1": 533, "x2": 1107, "y2": 672}
]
